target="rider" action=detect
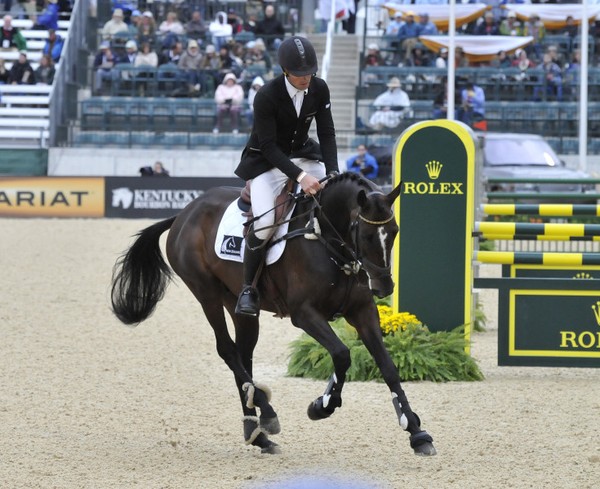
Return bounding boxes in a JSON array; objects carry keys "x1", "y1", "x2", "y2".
[{"x1": 234, "y1": 36, "x2": 339, "y2": 317}]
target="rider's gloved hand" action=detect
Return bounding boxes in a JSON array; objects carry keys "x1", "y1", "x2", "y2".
[{"x1": 298, "y1": 172, "x2": 321, "y2": 196}]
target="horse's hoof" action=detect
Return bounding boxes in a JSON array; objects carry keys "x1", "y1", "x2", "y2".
[
  {"x1": 414, "y1": 442, "x2": 437, "y2": 456},
  {"x1": 307, "y1": 396, "x2": 334, "y2": 421},
  {"x1": 261, "y1": 441, "x2": 282, "y2": 455},
  {"x1": 260, "y1": 414, "x2": 281, "y2": 435},
  {"x1": 410, "y1": 430, "x2": 436, "y2": 456}
]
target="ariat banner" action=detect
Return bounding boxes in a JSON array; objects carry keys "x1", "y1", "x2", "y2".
[{"x1": 0, "y1": 177, "x2": 104, "y2": 217}]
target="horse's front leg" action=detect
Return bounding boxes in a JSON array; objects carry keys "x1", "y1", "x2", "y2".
[
  {"x1": 291, "y1": 308, "x2": 350, "y2": 421},
  {"x1": 345, "y1": 305, "x2": 437, "y2": 456}
]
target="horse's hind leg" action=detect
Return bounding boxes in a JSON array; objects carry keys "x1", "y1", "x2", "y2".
[
  {"x1": 225, "y1": 296, "x2": 281, "y2": 442},
  {"x1": 346, "y1": 307, "x2": 436, "y2": 456},
  {"x1": 187, "y1": 280, "x2": 280, "y2": 454}
]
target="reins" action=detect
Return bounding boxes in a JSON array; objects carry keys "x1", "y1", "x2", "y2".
[{"x1": 245, "y1": 175, "x2": 394, "y2": 281}]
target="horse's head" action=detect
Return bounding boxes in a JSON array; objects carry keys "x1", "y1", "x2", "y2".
[{"x1": 354, "y1": 182, "x2": 402, "y2": 298}]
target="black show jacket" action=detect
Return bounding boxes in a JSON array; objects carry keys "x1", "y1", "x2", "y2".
[{"x1": 234, "y1": 74, "x2": 339, "y2": 181}]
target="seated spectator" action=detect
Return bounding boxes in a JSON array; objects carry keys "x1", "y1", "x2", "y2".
[
  {"x1": 140, "y1": 161, "x2": 170, "y2": 176},
  {"x1": 363, "y1": 42, "x2": 385, "y2": 68},
  {"x1": 0, "y1": 57, "x2": 9, "y2": 84},
  {"x1": 128, "y1": 10, "x2": 141, "y2": 38},
  {"x1": 135, "y1": 41, "x2": 158, "y2": 68},
  {"x1": 9, "y1": 51, "x2": 35, "y2": 84},
  {"x1": 32, "y1": 0, "x2": 59, "y2": 31},
  {"x1": 216, "y1": 44, "x2": 241, "y2": 82},
  {"x1": 533, "y1": 52, "x2": 563, "y2": 101},
  {"x1": 560, "y1": 15, "x2": 578, "y2": 49},
  {"x1": 0, "y1": 15, "x2": 27, "y2": 52},
  {"x1": 200, "y1": 43, "x2": 220, "y2": 87},
  {"x1": 35, "y1": 53, "x2": 55, "y2": 84},
  {"x1": 368, "y1": 77, "x2": 412, "y2": 131},
  {"x1": 416, "y1": 13, "x2": 438, "y2": 36},
  {"x1": 546, "y1": 45, "x2": 566, "y2": 69},
  {"x1": 102, "y1": 8, "x2": 129, "y2": 40},
  {"x1": 227, "y1": 8, "x2": 243, "y2": 35},
  {"x1": 158, "y1": 11, "x2": 184, "y2": 49},
  {"x1": 255, "y1": 4, "x2": 285, "y2": 50},
  {"x1": 490, "y1": 50, "x2": 512, "y2": 69},
  {"x1": 178, "y1": 39, "x2": 203, "y2": 93},
  {"x1": 474, "y1": 11, "x2": 499, "y2": 36},
  {"x1": 43, "y1": 28, "x2": 64, "y2": 63},
  {"x1": 405, "y1": 42, "x2": 431, "y2": 68},
  {"x1": 396, "y1": 11, "x2": 419, "y2": 64},
  {"x1": 122, "y1": 39, "x2": 138, "y2": 65},
  {"x1": 135, "y1": 41, "x2": 158, "y2": 96},
  {"x1": 186, "y1": 10, "x2": 207, "y2": 41},
  {"x1": 435, "y1": 47, "x2": 448, "y2": 69},
  {"x1": 499, "y1": 11, "x2": 522, "y2": 37},
  {"x1": 213, "y1": 72, "x2": 244, "y2": 134},
  {"x1": 512, "y1": 49, "x2": 535, "y2": 80},
  {"x1": 523, "y1": 13, "x2": 545, "y2": 62},
  {"x1": 457, "y1": 80, "x2": 485, "y2": 126},
  {"x1": 243, "y1": 38, "x2": 272, "y2": 77},
  {"x1": 386, "y1": 11, "x2": 404, "y2": 37},
  {"x1": 137, "y1": 11, "x2": 156, "y2": 46},
  {"x1": 159, "y1": 40, "x2": 183, "y2": 66},
  {"x1": 209, "y1": 11, "x2": 233, "y2": 51},
  {"x1": 242, "y1": 14, "x2": 258, "y2": 34},
  {"x1": 93, "y1": 40, "x2": 115, "y2": 93},
  {"x1": 346, "y1": 144, "x2": 379, "y2": 180},
  {"x1": 245, "y1": 75, "x2": 264, "y2": 126}
]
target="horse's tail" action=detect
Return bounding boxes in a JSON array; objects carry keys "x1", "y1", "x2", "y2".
[{"x1": 110, "y1": 216, "x2": 176, "y2": 325}]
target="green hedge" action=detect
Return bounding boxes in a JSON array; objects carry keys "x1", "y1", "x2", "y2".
[{"x1": 288, "y1": 302, "x2": 484, "y2": 383}]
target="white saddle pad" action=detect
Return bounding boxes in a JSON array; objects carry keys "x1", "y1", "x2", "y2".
[{"x1": 214, "y1": 199, "x2": 293, "y2": 265}]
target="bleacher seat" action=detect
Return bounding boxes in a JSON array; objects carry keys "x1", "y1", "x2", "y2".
[{"x1": 0, "y1": 84, "x2": 52, "y2": 146}]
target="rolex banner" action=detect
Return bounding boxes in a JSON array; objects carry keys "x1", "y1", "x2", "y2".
[{"x1": 392, "y1": 120, "x2": 476, "y2": 335}]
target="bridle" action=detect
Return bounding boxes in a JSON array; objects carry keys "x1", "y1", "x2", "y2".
[
  {"x1": 358, "y1": 213, "x2": 395, "y2": 226},
  {"x1": 351, "y1": 210, "x2": 395, "y2": 281}
]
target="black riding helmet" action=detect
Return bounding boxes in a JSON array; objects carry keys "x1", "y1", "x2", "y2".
[{"x1": 278, "y1": 36, "x2": 318, "y2": 77}]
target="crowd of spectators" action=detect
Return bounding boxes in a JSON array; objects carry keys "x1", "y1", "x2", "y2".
[
  {"x1": 360, "y1": 6, "x2": 598, "y2": 131},
  {"x1": 90, "y1": 4, "x2": 290, "y2": 133},
  {"x1": 0, "y1": 0, "x2": 68, "y2": 87}
]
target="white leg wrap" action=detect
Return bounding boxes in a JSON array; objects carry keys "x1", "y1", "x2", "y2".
[
  {"x1": 242, "y1": 415, "x2": 262, "y2": 445},
  {"x1": 242, "y1": 381, "x2": 272, "y2": 409}
]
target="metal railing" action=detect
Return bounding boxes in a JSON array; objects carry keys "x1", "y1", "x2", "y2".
[{"x1": 49, "y1": 0, "x2": 91, "y2": 146}]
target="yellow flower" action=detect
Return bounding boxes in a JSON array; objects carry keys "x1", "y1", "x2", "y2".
[{"x1": 377, "y1": 305, "x2": 423, "y2": 335}]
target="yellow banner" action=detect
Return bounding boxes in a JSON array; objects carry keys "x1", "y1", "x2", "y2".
[{"x1": 0, "y1": 177, "x2": 105, "y2": 217}]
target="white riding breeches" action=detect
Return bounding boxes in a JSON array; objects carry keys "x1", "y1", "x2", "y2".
[{"x1": 249, "y1": 158, "x2": 326, "y2": 240}]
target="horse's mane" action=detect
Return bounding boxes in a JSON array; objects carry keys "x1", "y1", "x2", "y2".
[{"x1": 324, "y1": 171, "x2": 377, "y2": 193}]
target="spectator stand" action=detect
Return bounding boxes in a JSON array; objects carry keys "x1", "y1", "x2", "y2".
[{"x1": 0, "y1": 19, "x2": 69, "y2": 147}]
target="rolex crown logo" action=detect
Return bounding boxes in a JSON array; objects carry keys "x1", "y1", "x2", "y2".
[
  {"x1": 592, "y1": 301, "x2": 600, "y2": 326},
  {"x1": 425, "y1": 160, "x2": 443, "y2": 180}
]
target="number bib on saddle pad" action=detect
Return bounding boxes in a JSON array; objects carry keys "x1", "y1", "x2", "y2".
[{"x1": 214, "y1": 199, "x2": 294, "y2": 265}]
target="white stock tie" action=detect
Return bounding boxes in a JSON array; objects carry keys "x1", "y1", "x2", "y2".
[{"x1": 293, "y1": 90, "x2": 304, "y2": 117}]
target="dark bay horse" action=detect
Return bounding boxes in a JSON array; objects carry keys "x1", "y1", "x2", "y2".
[{"x1": 110, "y1": 172, "x2": 436, "y2": 456}]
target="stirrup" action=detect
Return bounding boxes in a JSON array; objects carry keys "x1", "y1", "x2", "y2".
[{"x1": 235, "y1": 286, "x2": 260, "y2": 317}]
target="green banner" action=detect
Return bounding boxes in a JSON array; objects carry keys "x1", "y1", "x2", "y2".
[{"x1": 392, "y1": 120, "x2": 476, "y2": 337}]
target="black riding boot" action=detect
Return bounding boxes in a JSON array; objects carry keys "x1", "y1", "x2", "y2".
[{"x1": 235, "y1": 235, "x2": 266, "y2": 317}]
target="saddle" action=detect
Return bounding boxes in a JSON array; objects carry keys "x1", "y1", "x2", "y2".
[{"x1": 237, "y1": 179, "x2": 297, "y2": 237}]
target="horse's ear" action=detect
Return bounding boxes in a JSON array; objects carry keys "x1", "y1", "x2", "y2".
[
  {"x1": 386, "y1": 181, "x2": 402, "y2": 205},
  {"x1": 357, "y1": 189, "x2": 368, "y2": 208}
]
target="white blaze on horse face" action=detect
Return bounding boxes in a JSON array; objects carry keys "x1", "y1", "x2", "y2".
[{"x1": 377, "y1": 226, "x2": 389, "y2": 268}]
